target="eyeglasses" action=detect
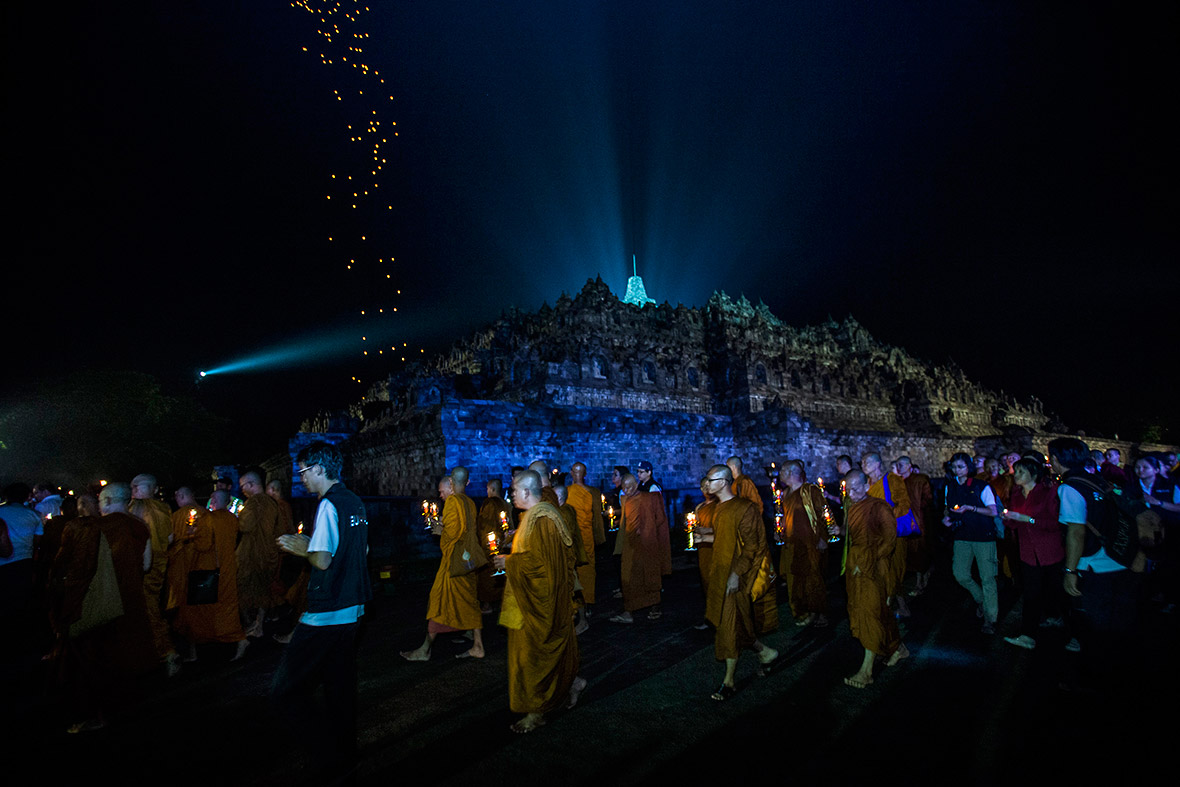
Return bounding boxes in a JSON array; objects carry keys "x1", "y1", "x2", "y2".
[
  {"x1": 297, "y1": 465, "x2": 317, "y2": 476},
  {"x1": 706, "y1": 477, "x2": 727, "y2": 484}
]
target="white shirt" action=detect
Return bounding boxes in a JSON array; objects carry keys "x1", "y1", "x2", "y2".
[
  {"x1": 1058, "y1": 482, "x2": 1123, "y2": 573},
  {"x1": 299, "y1": 495, "x2": 365, "y2": 626}
]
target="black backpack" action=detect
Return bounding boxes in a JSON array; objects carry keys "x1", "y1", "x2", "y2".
[{"x1": 1062, "y1": 473, "x2": 1146, "y2": 569}]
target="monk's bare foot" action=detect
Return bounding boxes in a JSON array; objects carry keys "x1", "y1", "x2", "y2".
[
  {"x1": 231, "y1": 639, "x2": 250, "y2": 661},
  {"x1": 795, "y1": 614, "x2": 814, "y2": 627},
  {"x1": 400, "y1": 647, "x2": 431, "y2": 662},
  {"x1": 455, "y1": 646, "x2": 484, "y2": 659},
  {"x1": 844, "y1": 673, "x2": 873, "y2": 689},
  {"x1": 574, "y1": 618, "x2": 589, "y2": 635},
  {"x1": 566, "y1": 676, "x2": 588, "y2": 709},
  {"x1": 510, "y1": 713, "x2": 546, "y2": 734},
  {"x1": 758, "y1": 646, "x2": 779, "y2": 665},
  {"x1": 609, "y1": 612, "x2": 633, "y2": 624},
  {"x1": 886, "y1": 643, "x2": 910, "y2": 667}
]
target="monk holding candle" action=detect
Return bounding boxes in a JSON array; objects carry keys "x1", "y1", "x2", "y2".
[
  {"x1": 861, "y1": 452, "x2": 913, "y2": 618},
  {"x1": 173, "y1": 490, "x2": 248, "y2": 661},
  {"x1": 610, "y1": 473, "x2": 671, "y2": 623},
  {"x1": 402, "y1": 467, "x2": 484, "y2": 660},
  {"x1": 842, "y1": 470, "x2": 908, "y2": 689},
  {"x1": 777, "y1": 460, "x2": 830, "y2": 627},
  {"x1": 493, "y1": 470, "x2": 584, "y2": 733},
  {"x1": 566, "y1": 462, "x2": 605, "y2": 633},
  {"x1": 704, "y1": 465, "x2": 778, "y2": 700},
  {"x1": 475, "y1": 478, "x2": 514, "y2": 611}
]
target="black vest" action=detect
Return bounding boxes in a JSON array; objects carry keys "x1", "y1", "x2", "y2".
[
  {"x1": 307, "y1": 483, "x2": 372, "y2": 614},
  {"x1": 945, "y1": 477, "x2": 995, "y2": 542}
]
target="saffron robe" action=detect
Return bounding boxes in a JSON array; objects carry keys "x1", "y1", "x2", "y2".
[
  {"x1": 426, "y1": 491, "x2": 482, "y2": 630},
  {"x1": 166, "y1": 506, "x2": 205, "y2": 611},
  {"x1": 566, "y1": 482, "x2": 605, "y2": 603},
  {"x1": 499, "y1": 502, "x2": 579, "y2": 714},
  {"x1": 705, "y1": 497, "x2": 774, "y2": 659},
  {"x1": 867, "y1": 473, "x2": 911, "y2": 597},
  {"x1": 173, "y1": 509, "x2": 245, "y2": 644},
  {"x1": 620, "y1": 490, "x2": 670, "y2": 611},
  {"x1": 235, "y1": 493, "x2": 282, "y2": 610},
  {"x1": 844, "y1": 497, "x2": 900, "y2": 656},
  {"x1": 476, "y1": 496, "x2": 514, "y2": 604},
  {"x1": 128, "y1": 497, "x2": 173, "y2": 659},
  {"x1": 778, "y1": 484, "x2": 829, "y2": 618},
  {"x1": 732, "y1": 474, "x2": 763, "y2": 515}
]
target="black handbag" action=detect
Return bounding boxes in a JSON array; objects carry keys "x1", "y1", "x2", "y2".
[{"x1": 186, "y1": 518, "x2": 221, "y2": 605}]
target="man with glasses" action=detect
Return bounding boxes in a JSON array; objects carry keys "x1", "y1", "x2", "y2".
[
  {"x1": 704, "y1": 465, "x2": 778, "y2": 700},
  {"x1": 275, "y1": 442, "x2": 371, "y2": 775}
]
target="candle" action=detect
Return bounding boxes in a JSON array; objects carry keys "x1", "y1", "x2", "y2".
[{"x1": 297, "y1": 521, "x2": 304, "y2": 535}]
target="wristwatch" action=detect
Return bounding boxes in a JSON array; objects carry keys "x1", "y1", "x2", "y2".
[{"x1": 1063, "y1": 567, "x2": 1080, "y2": 576}]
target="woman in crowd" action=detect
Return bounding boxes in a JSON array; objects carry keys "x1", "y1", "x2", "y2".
[{"x1": 1000, "y1": 457, "x2": 1063, "y2": 649}]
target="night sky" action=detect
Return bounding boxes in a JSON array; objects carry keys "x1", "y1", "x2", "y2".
[{"x1": 8, "y1": 1, "x2": 1177, "y2": 459}]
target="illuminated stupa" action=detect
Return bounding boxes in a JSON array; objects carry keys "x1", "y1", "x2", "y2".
[{"x1": 621, "y1": 255, "x2": 656, "y2": 308}]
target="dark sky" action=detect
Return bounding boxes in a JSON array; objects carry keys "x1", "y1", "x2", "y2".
[{"x1": 7, "y1": 1, "x2": 1177, "y2": 457}]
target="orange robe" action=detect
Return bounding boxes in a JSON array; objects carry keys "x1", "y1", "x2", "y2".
[
  {"x1": 778, "y1": 484, "x2": 829, "y2": 618},
  {"x1": 867, "y1": 473, "x2": 911, "y2": 597},
  {"x1": 53, "y1": 514, "x2": 156, "y2": 717},
  {"x1": 903, "y1": 473, "x2": 934, "y2": 573},
  {"x1": 476, "y1": 496, "x2": 514, "y2": 604},
  {"x1": 499, "y1": 502, "x2": 579, "y2": 714},
  {"x1": 426, "y1": 491, "x2": 481, "y2": 630},
  {"x1": 694, "y1": 500, "x2": 717, "y2": 599},
  {"x1": 620, "y1": 490, "x2": 670, "y2": 611},
  {"x1": 541, "y1": 486, "x2": 560, "y2": 507},
  {"x1": 566, "y1": 483, "x2": 605, "y2": 604},
  {"x1": 274, "y1": 498, "x2": 295, "y2": 536},
  {"x1": 235, "y1": 493, "x2": 281, "y2": 611},
  {"x1": 844, "y1": 497, "x2": 900, "y2": 656},
  {"x1": 174, "y1": 509, "x2": 245, "y2": 644},
  {"x1": 732, "y1": 474, "x2": 764, "y2": 515},
  {"x1": 127, "y1": 497, "x2": 173, "y2": 659},
  {"x1": 166, "y1": 506, "x2": 205, "y2": 611},
  {"x1": 988, "y1": 474, "x2": 1018, "y2": 580},
  {"x1": 705, "y1": 497, "x2": 774, "y2": 659}
]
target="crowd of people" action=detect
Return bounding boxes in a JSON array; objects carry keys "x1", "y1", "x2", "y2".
[{"x1": 1, "y1": 437, "x2": 1174, "y2": 773}]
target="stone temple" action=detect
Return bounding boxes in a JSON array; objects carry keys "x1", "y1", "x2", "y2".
[{"x1": 293, "y1": 276, "x2": 1060, "y2": 499}]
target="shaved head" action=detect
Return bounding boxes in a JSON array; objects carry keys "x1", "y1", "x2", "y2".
[
  {"x1": 451, "y1": 466, "x2": 469, "y2": 489},
  {"x1": 487, "y1": 478, "x2": 503, "y2": 496},
  {"x1": 528, "y1": 460, "x2": 551, "y2": 487},
  {"x1": 726, "y1": 456, "x2": 743, "y2": 474},
  {"x1": 210, "y1": 489, "x2": 230, "y2": 510},
  {"x1": 570, "y1": 462, "x2": 586, "y2": 483},
  {"x1": 554, "y1": 485, "x2": 568, "y2": 505}
]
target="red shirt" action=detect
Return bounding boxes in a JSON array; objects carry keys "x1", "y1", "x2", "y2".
[{"x1": 1006, "y1": 481, "x2": 1064, "y2": 566}]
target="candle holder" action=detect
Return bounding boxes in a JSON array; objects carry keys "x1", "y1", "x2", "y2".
[
  {"x1": 421, "y1": 500, "x2": 441, "y2": 531},
  {"x1": 607, "y1": 505, "x2": 618, "y2": 532},
  {"x1": 487, "y1": 530, "x2": 505, "y2": 576},
  {"x1": 685, "y1": 511, "x2": 697, "y2": 551},
  {"x1": 774, "y1": 512, "x2": 785, "y2": 546}
]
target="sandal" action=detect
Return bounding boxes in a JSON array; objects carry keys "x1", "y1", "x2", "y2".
[{"x1": 711, "y1": 685, "x2": 736, "y2": 701}]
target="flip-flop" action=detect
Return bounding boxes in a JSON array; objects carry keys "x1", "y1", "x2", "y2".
[
  {"x1": 711, "y1": 685, "x2": 736, "y2": 701},
  {"x1": 757, "y1": 655, "x2": 780, "y2": 677}
]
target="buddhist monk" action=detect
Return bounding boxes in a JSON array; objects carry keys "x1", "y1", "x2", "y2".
[
  {"x1": 236, "y1": 470, "x2": 282, "y2": 638},
  {"x1": 843, "y1": 470, "x2": 908, "y2": 689},
  {"x1": 566, "y1": 462, "x2": 605, "y2": 633},
  {"x1": 402, "y1": 467, "x2": 485, "y2": 660},
  {"x1": 777, "y1": 460, "x2": 830, "y2": 627},
  {"x1": 727, "y1": 456, "x2": 763, "y2": 515},
  {"x1": 54, "y1": 483, "x2": 156, "y2": 732},
  {"x1": 983, "y1": 457, "x2": 1018, "y2": 582},
  {"x1": 173, "y1": 490, "x2": 248, "y2": 661},
  {"x1": 267, "y1": 479, "x2": 295, "y2": 536},
  {"x1": 128, "y1": 473, "x2": 179, "y2": 673},
  {"x1": 610, "y1": 473, "x2": 670, "y2": 623},
  {"x1": 691, "y1": 477, "x2": 718, "y2": 630},
  {"x1": 896, "y1": 457, "x2": 934, "y2": 595},
  {"x1": 553, "y1": 485, "x2": 591, "y2": 606},
  {"x1": 493, "y1": 470, "x2": 584, "y2": 733},
  {"x1": 704, "y1": 465, "x2": 778, "y2": 699},
  {"x1": 861, "y1": 453, "x2": 912, "y2": 618},
  {"x1": 529, "y1": 459, "x2": 561, "y2": 507},
  {"x1": 475, "y1": 478, "x2": 514, "y2": 612}
]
